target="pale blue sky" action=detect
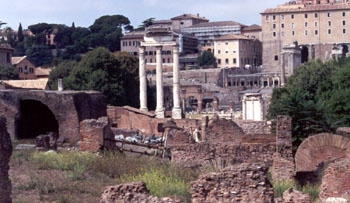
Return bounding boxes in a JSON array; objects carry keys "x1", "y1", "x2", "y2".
[{"x1": 1, "y1": 0, "x2": 284, "y2": 29}]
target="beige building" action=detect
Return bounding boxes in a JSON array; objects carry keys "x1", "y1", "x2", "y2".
[
  {"x1": 0, "y1": 44, "x2": 13, "y2": 66},
  {"x1": 261, "y1": 0, "x2": 350, "y2": 76},
  {"x1": 214, "y1": 34, "x2": 262, "y2": 69}
]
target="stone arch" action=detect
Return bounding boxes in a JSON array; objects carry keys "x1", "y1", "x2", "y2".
[
  {"x1": 17, "y1": 99, "x2": 59, "y2": 139},
  {"x1": 295, "y1": 133, "x2": 350, "y2": 173}
]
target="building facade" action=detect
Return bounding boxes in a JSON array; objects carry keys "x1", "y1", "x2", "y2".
[
  {"x1": 261, "y1": 0, "x2": 350, "y2": 75},
  {"x1": 0, "y1": 44, "x2": 13, "y2": 66},
  {"x1": 214, "y1": 34, "x2": 262, "y2": 69},
  {"x1": 11, "y1": 56, "x2": 36, "y2": 79}
]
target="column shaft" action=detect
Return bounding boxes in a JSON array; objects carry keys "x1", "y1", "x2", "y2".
[
  {"x1": 139, "y1": 46, "x2": 148, "y2": 111},
  {"x1": 172, "y1": 45, "x2": 182, "y2": 119},
  {"x1": 155, "y1": 46, "x2": 165, "y2": 118}
]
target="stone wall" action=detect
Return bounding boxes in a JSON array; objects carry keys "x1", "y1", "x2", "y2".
[
  {"x1": 100, "y1": 181, "x2": 176, "y2": 203},
  {"x1": 0, "y1": 117, "x2": 12, "y2": 203},
  {"x1": 272, "y1": 115, "x2": 294, "y2": 181},
  {"x1": 80, "y1": 117, "x2": 112, "y2": 152},
  {"x1": 235, "y1": 119, "x2": 272, "y2": 135},
  {"x1": 0, "y1": 90, "x2": 107, "y2": 145},
  {"x1": 319, "y1": 159, "x2": 350, "y2": 201},
  {"x1": 190, "y1": 163, "x2": 274, "y2": 203}
]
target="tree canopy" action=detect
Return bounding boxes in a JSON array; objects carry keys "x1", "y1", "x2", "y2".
[
  {"x1": 197, "y1": 50, "x2": 217, "y2": 68},
  {"x1": 268, "y1": 58, "x2": 350, "y2": 149},
  {"x1": 50, "y1": 47, "x2": 139, "y2": 106},
  {"x1": 0, "y1": 64, "x2": 19, "y2": 80}
]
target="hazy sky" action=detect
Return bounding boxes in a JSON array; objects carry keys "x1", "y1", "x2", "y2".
[{"x1": 1, "y1": 0, "x2": 284, "y2": 29}]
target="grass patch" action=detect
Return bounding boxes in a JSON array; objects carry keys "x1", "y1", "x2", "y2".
[{"x1": 11, "y1": 150, "x2": 198, "y2": 203}]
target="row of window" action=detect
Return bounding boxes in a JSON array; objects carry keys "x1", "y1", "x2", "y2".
[
  {"x1": 18, "y1": 67, "x2": 34, "y2": 74},
  {"x1": 266, "y1": 11, "x2": 346, "y2": 21},
  {"x1": 273, "y1": 28, "x2": 347, "y2": 37},
  {"x1": 217, "y1": 58, "x2": 254, "y2": 65},
  {"x1": 122, "y1": 41, "x2": 141, "y2": 47},
  {"x1": 273, "y1": 20, "x2": 346, "y2": 29}
]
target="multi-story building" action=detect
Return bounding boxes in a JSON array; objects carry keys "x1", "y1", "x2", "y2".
[
  {"x1": 11, "y1": 56, "x2": 37, "y2": 79},
  {"x1": 261, "y1": 0, "x2": 350, "y2": 77},
  {"x1": 121, "y1": 14, "x2": 207, "y2": 71},
  {"x1": 214, "y1": 34, "x2": 262, "y2": 69}
]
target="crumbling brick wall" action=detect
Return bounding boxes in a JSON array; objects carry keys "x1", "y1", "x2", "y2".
[
  {"x1": 0, "y1": 117, "x2": 12, "y2": 203},
  {"x1": 100, "y1": 181, "x2": 176, "y2": 203},
  {"x1": 272, "y1": 115, "x2": 295, "y2": 181},
  {"x1": 319, "y1": 159, "x2": 350, "y2": 201},
  {"x1": 190, "y1": 163, "x2": 274, "y2": 203}
]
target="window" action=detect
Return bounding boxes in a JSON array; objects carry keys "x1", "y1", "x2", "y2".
[
  {"x1": 273, "y1": 15, "x2": 276, "y2": 20},
  {"x1": 315, "y1": 13, "x2": 318, "y2": 18},
  {"x1": 218, "y1": 50, "x2": 221, "y2": 54},
  {"x1": 305, "y1": 22, "x2": 308, "y2": 27},
  {"x1": 281, "y1": 31, "x2": 285, "y2": 37},
  {"x1": 225, "y1": 58, "x2": 229, "y2": 64},
  {"x1": 233, "y1": 58, "x2": 237, "y2": 64},
  {"x1": 218, "y1": 59, "x2": 221, "y2": 64},
  {"x1": 305, "y1": 13, "x2": 308, "y2": 18},
  {"x1": 305, "y1": 30, "x2": 308, "y2": 36},
  {"x1": 343, "y1": 29, "x2": 346, "y2": 34},
  {"x1": 328, "y1": 21, "x2": 331, "y2": 26},
  {"x1": 291, "y1": 14, "x2": 294, "y2": 19},
  {"x1": 315, "y1": 30, "x2": 318, "y2": 35},
  {"x1": 273, "y1": 32, "x2": 276, "y2": 37},
  {"x1": 266, "y1": 15, "x2": 269, "y2": 21},
  {"x1": 273, "y1": 24, "x2": 276, "y2": 29},
  {"x1": 225, "y1": 41, "x2": 228, "y2": 45},
  {"x1": 281, "y1": 14, "x2": 284, "y2": 20},
  {"x1": 328, "y1": 29, "x2": 332, "y2": 34},
  {"x1": 315, "y1": 21, "x2": 318, "y2": 27},
  {"x1": 343, "y1": 12, "x2": 346, "y2": 17},
  {"x1": 343, "y1": 20, "x2": 346, "y2": 26},
  {"x1": 292, "y1": 23, "x2": 295, "y2": 28},
  {"x1": 281, "y1": 23, "x2": 284, "y2": 28},
  {"x1": 29, "y1": 68, "x2": 34, "y2": 73},
  {"x1": 292, "y1": 31, "x2": 295, "y2": 36},
  {"x1": 274, "y1": 55, "x2": 279, "y2": 61},
  {"x1": 167, "y1": 58, "x2": 171, "y2": 63},
  {"x1": 19, "y1": 67, "x2": 23, "y2": 73},
  {"x1": 328, "y1": 12, "x2": 331, "y2": 17}
]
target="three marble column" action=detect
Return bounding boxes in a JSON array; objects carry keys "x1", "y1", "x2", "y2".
[{"x1": 138, "y1": 45, "x2": 182, "y2": 119}]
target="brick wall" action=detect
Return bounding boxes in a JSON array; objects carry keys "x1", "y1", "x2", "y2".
[
  {"x1": 80, "y1": 117, "x2": 112, "y2": 152},
  {"x1": 319, "y1": 159, "x2": 350, "y2": 201},
  {"x1": 190, "y1": 163, "x2": 274, "y2": 203}
]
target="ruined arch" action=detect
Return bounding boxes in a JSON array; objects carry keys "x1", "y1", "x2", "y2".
[
  {"x1": 295, "y1": 133, "x2": 350, "y2": 173},
  {"x1": 342, "y1": 44, "x2": 349, "y2": 56},
  {"x1": 294, "y1": 133, "x2": 350, "y2": 186},
  {"x1": 17, "y1": 99, "x2": 59, "y2": 139}
]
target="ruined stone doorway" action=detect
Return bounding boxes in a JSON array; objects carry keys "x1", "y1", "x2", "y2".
[
  {"x1": 301, "y1": 46, "x2": 309, "y2": 63},
  {"x1": 17, "y1": 100, "x2": 59, "y2": 139}
]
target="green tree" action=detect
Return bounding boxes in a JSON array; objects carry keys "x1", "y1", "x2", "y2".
[
  {"x1": 18, "y1": 23, "x2": 24, "y2": 42},
  {"x1": 48, "y1": 60, "x2": 77, "y2": 89},
  {"x1": 268, "y1": 58, "x2": 350, "y2": 150},
  {"x1": 89, "y1": 15, "x2": 131, "y2": 52},
  {"x1": 26, "y1": 45, "x2": 53, "y2": 66},
  {"x1": 197, "y1": 50, "x2": 217, "y2": 68},
  {"x1": 64, "y1": 47, "x2": 139, "y2": 106},
  {"x1": 0, "y1": 64, "x2": 19, "y2": 79}
]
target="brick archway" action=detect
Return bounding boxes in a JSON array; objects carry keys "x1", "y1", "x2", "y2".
[{"x1": 295, "y1": 133, "x2": 350, "y2": 172}]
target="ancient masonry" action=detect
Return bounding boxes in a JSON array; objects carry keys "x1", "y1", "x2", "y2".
[
  {"x1": 190, "y1": 163, "x2": 274, "y2": 203},
  {"x1": 0, "y1": 117, "x2": 12, "y2": 203}
]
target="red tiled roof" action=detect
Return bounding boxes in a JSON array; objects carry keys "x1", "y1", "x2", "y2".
[{"x1": 11, "y1": 56, "x2": 27, "y2": 65}]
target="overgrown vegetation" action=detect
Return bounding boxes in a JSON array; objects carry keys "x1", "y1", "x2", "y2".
[
  {"x1": 268, "y1": 57, "x2": 350, "y2": 150},
  {"x1": 10, "y1": 150, "x2": 199, "y2": 203}
]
